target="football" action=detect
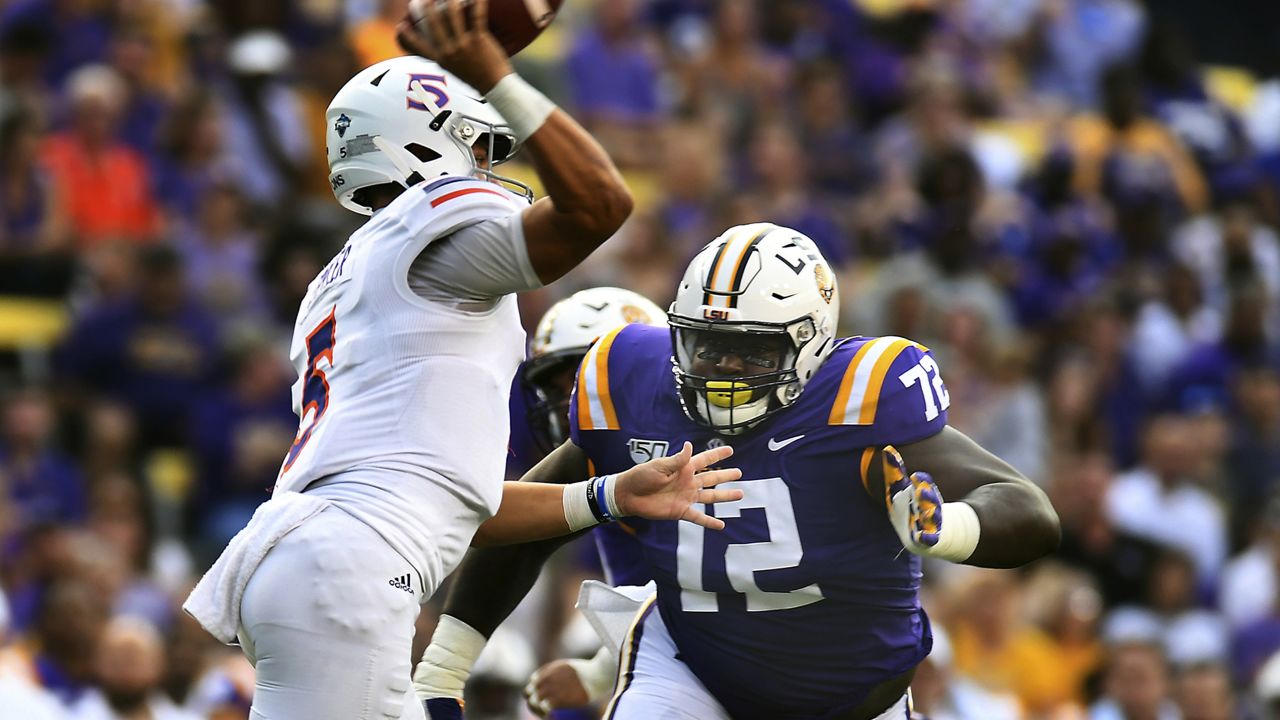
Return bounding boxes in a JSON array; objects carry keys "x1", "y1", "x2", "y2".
[{"x1": 407, "y1": 0, "x2": 565, "y2": 57}]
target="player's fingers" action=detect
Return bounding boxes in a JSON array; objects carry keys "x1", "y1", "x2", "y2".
[
  {"x1": 696, "y1": 487, "x2": 742, "y2": 504},
  {"x1": 682, "y1": 507, "x2": 725, "y2": 530},
  {"x1": 524, "y1": 690, "x2": 550, "y2": 718},
  {"x1": 693, "y1": 467, "x2": 741, "y2": 487},
  {"x1": 423, "y1": 0, "x2": 452, "y2": 49},
  {"x1": 443, "y1": 0, "x2": 466, "y2": 40},
  {"x1": 473, "y1": 0, "x2": 489, "y2": 32},
  {"x1": 650, "y1": 438, "x2": 691, "y2": 471},
  {"x1": 397, "y1": 19, "x2": 434, "y2": 57},
  {"x1": 689, "y1": 443, "x2": 733, "y2": 472},
  {"x1": 881, "y1": 445, "x2": 908, "y2": 477}
]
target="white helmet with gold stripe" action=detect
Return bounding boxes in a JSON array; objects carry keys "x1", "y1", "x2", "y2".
[
  {"x1": 525, "y1": 287, "x2": 667, "y2": 450},
  {"x1": 669, "y1": 223, "x2": 840, "y2": 434}
]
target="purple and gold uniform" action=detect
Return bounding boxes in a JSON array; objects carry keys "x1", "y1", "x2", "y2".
[
  {"x1": 570, "y1": 324, "x2": 950, "y2": 720},
  {"x1": 507, "y1": 371, "x2": 652, "y2": 588}
]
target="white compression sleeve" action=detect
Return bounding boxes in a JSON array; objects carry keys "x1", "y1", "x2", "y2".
[{"x1": 413, "y1": 615, "x2": 488, "y2": 699}]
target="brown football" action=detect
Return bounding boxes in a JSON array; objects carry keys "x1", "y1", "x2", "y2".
[{"x1": 407, "y1": 0, "x2": 565, "y2": 57}]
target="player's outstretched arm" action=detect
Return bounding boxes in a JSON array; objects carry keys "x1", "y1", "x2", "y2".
[
  {"x1": 471, "y1": 441, "x2": 742, "y2": 547},
  {"x1": 867, "y1": 426, "x2": 1060, "y2": 568},
  {"x1": 417, "y1": 442, "x2": 590, "y2": 716},
  {"x1": 416, "y1": 442, "x2": 741, "y2": 713},
  {"x1": 397, "y1": 0, "x2": 633, "y2": 284}
]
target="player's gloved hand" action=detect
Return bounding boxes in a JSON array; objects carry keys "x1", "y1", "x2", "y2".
[
  {"x1": 881, "y1": 446, "x2": 980, "y2": 562},
  {"x1": 613, "y1": 442, "x2": 743, "y2": 530},
  {"x1": 398, "y1": 0, "x2": 513, "y2": 93},
  {"x1": 523, "y1": 648, "x2": 616, "y2": 717},
  {"x1": 882, "y1": 445, "x2": 942, "y2": 555},
  {"x1": 423, "y1": 697, "x2": 465, "y2": 720}
]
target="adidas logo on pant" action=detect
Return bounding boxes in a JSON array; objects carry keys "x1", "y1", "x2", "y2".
[{"x1": 389, "y1": 574, "x2": 414, "y2": 594}]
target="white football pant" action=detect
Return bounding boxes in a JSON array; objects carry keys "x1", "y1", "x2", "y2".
[
  {"x1": 237, "y1": 506, "x2": 426, "y2": 720},
  {"x1": 602, "y1": 598, "x2": 910, "y2": 720}
]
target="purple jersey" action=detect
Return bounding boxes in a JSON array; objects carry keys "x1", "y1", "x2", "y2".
[
  {"x1": 570, "y1": 324, "x2": 949, "y2": 719},
  {"x1": 507, "y1": 367, "x2": 653, "y2": 587}
]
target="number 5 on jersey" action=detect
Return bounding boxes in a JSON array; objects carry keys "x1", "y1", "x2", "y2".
[{"x1": 281, "y1": 310, "x2": 337, "y2": 473}]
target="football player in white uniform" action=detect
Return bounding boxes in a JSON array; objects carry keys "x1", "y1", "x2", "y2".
[{"x1": 184, "y1": 4, "x2": 742, "y2": 720}]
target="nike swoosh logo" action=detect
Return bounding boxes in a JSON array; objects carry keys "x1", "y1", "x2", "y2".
[{"x1": 768, "y1": 435, "x2": 805, "y2": 452}]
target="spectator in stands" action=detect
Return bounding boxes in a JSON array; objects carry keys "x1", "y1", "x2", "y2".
[
  {"x1": 216, "y1": 31, "x2": 310, "y2": 209},
  {"x1": 1130, "y1": 263, "x2": 1221, "y2": 395},
  {"x1": 1107, "y1": 414, "x2": 1228, "y2": 585},
  {"x1": 672, "y1": 0, "x2": 788, "y2": 142},
  {"x1": 1053, "y1": 451, "x2": 1164, "y2": 607},
  {"x1": 0, "y1": 578, "x2": 108, "y2": 707},
  {"x1": 174, "y1": 181, "x2": 269, "y2": 330},
  {"x1": 1173, "y1": 195, "x2": 1280, "y2": 337},
  {"x1": 565, "y1": 0, "x2": 663, "y2": 169},
  {"x1": 152, "y1": 92, "x2": 228, "y2": 221},
  {"x1": 946, "y1": 569, "x2": 1069, "y2": 712},
  {"x1": 188, "y1": 335, "x2": 295, "y2": 550},
  {"x1": 1173, "y1": 662, "x2": 1237, "y2": 720},
  {"x1": 1068, "y1": 64, "x2": 1207, "y2": 217},
  {"x1": 0, "y1": 388, "x2": 85, "y2": 533},
  {"x1": 0, "y1": 107, "x2": 71, "y2": 296},
  {"x1": 107, "y1": 28, "x2": 169, "y2": 163},
  {"x1": 41, "y1": 64, "x2": 159, "y2": 248},
  {"x1": 1089, "y1": 640, "x2": 1180, "y2": 720},
  {"x1": 909, "y1": 624, "x2": 1022, "y2": 720},
  {"x1": 1223, "y1": 368, "x2": 1280, "y2": 544},
  {"x1": 733, "y1": 120, "x2": 848, "y2": 266},
  {"x1": 1170, "y1": 282, "x2": 1279, "y2": 411},
  {"x1": 70, "y1": 616, "x2": 199, "y2": 720},
  {"x1": 58, "y1": 246, "x2": 220, "y2": 450}
]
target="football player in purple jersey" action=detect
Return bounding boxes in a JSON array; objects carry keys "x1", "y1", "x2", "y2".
[{"x1": 416, "y1": 223, "x2": 1059, "y2": 720}]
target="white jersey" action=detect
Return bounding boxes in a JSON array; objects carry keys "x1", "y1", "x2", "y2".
[{"x1": 274, "y1": 176, "x2": 537, "y2": 596}]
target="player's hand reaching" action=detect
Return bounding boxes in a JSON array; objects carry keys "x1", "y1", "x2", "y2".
[
  {"x1": 614, "y1": 442, "x2": 742, "y2": 530},
  {"x1": 523, "y1": 659, "x2": 591, "y2": 716},
  {"x1": 398, "y1": 0, "x2": 513, "y2": 93},
  {"x1": 882, "y1": 445, "x2": 944, "y2": 556}
]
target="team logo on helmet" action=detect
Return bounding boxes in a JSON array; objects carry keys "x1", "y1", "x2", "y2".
[
  {"x1": 620, "y1": 304, "x2": 651, "y2": 325},
  {"x1": 334, "y1": 113, "x2": 351, "y2": 138},
  {"x1": 814, "y1": 264, "x2": 834, "y2": 304}
]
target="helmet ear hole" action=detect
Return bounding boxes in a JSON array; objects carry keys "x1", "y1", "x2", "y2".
[{"x1": 404, "y1": 143, "x2": 442, "y2": 163}]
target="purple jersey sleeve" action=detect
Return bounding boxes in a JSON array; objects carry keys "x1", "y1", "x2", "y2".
[{"x1": 868, "y1": 343, "x2": 950, "y2": 446}]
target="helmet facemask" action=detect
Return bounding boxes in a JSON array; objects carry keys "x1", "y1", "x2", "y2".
[
  {"x1": 522, "y1": 350, "x2": 584, "y2": 454},
  {"x1": 670, "y1": 314, "x2": 819, "y2": 435}
]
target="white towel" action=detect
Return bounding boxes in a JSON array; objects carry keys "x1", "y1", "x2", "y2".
[
  {"x1": 183, "y1": 492, "x2": 331, "y2": 644},
  {"x1": 575, "y1": 580, "x2": 656, "y2": 659}
]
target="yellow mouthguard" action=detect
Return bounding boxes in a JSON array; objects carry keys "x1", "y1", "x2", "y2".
[{"x1": 706, "y1": 380, "x2": 753, "y2": 408}]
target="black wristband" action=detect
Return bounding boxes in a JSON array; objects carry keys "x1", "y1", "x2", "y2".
[{"x1": 584, "y1": 476, "x2": 609, "y2": 524}]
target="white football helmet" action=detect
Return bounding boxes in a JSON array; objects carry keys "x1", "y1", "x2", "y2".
[
  {"x1": 525, "y1": 287, "x2": 667, "y2": 450},
  {"x1": 325, "y1": 56, "x2": 530, "y2": 215},
  {"x1": 669, "y1": 223, "x2": 840, "y2": 434}
]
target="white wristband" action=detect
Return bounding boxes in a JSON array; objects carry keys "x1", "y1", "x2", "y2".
[
  {"x1": 566, "y1": 646, "x2": 618, "y2": 703},
  {"x1": 603, "y1": 474, "x2": 621, "y2": 518},
  {"x1": 483, "y1": 73, "x2": 556, "y2": 141},
  {"x1": 413, "y1": 615, "x2": 487, "y2": 699},
  {"x1": 928, "y1": 502, "x2": 982, "y2": 563},
  {"x1": 563, "y1": 480, "x2": 602, "y2": 532}
]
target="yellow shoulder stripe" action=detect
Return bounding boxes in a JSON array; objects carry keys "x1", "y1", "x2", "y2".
[
  {"x1": 828, "y1": 336, "x2": 922, "y2": 426},
  {"x1": 574, "y1": 326, "x2": 625, "y2": 431}
]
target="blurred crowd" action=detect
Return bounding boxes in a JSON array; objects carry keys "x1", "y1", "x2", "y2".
[{"x1": 1, "y1": 0, "x2": 1279, "y2": 718}]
